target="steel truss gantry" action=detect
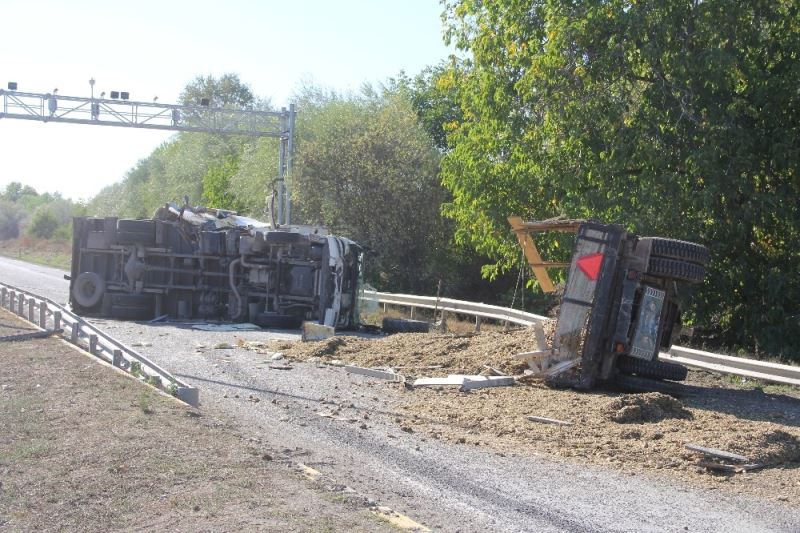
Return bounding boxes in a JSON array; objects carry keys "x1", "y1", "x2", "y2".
[{"x1": 0, "y1": 89, "x2": 296, "y2": 224}]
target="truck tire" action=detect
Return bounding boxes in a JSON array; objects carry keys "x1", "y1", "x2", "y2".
[
  {"x1": 647, "y1": 257, "x2": 705, "y2": 283},
  {"x1": 640, "y1": 237, "x2": 709, "y2": 265},
  {"x1": 617, "y1": 355, "x2": 689, "y2": 381},
  {"x1": 117, "y1": 220, "x2": 156, "y2": 246},
  {"x1": 382, "y1": 318, "x2": 431, "y2": 334},
  {"x1": 72, "y1": 272, "x2": 105, "y2": 308}
]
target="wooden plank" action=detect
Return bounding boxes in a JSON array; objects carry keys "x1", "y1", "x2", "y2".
[
  {"x1": 513, "y1": 220, "x2": 583, "y2": 232},
  {"x1": 684, "y1": 444, "x2": 750, "y2": 463},
  {"x1": 508, "y1": 216, "x2": 556, "y2": 293},
  {"x1": 514, "y1": 350, "x2": 553, "y2": 360},
  {"x1": 696, "y1": 461, "x2": 764, "y2": 473},
  {"x1": 526, "y1": 416, "x2": 573, "y2": 426}
]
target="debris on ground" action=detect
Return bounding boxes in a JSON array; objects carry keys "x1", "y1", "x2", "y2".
[
  {"x1": 238, "y1": 325, "x2": 800, "y2": 503},
  {"x1": 247, "y1": 326, "x2": 553, "y2": 377},
  {"x1": 213, "y1": 342, "x2": 236, "y2": 350},
  {"x1": 192, "y1": 323, "x2": 261, "y2": 332},
  {"x1": 527, "y1": 415, "x2": 573, "y2": 426},
  {"x1": 412, "y1": 374, "x2": 514, "y2": 391},
  {"x1": 302, "y1": 321, "x2": 335, "y2": 341},
  {"x1": 603, "y1": 393, "x2": 693, "y2": 424},
  {"x1": 344, "y1": 365, "x2": 405, "y2": 382}
]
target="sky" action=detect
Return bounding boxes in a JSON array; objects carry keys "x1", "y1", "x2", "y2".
[{"x1": 0, "y1": 0, "x2": 453, "y2": 201}]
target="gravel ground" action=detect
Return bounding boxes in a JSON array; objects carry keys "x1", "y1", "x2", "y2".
[{"x1": 2, "y1": 255, "x2": 800, "y2": 532}]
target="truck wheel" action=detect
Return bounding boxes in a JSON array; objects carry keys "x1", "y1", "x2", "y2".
[
  {"x1": 647, "y1": 257, "x2": 705, "y2": 283},
  {"x1": 617, "y1": 355, "x2": 689, "y2": 381},
  {"x1": 72, "y1": 272, "x2": 105, "y2": 308},
  {"x1": 640, "y1": 237, "x2": 709, "y2": 265}
]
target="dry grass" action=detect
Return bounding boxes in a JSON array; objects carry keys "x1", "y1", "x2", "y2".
[
  {"x1": 0, "y1": 236, "x2": 72, "y2": 270},
  {"x1": 0, "y1": 309, "x2": 389, "y2": 532}
]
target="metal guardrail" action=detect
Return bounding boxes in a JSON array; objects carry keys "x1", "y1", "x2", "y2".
[
  {"x1": 365, "y1": 290, "x2": 800, "y2": 387},
  {"x1": 0, "y1": 281, "x2": 199, "y2": 406},
  {"x1": 363, "y1": 290, "x2": 549, "y2": 327},
  {"x1": 662, "y1": 346, "x2": 800, "y2": 387}
]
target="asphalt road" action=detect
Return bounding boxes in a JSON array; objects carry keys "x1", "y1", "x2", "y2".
[{"x1": 2, "y1": 255, "x2": 798, "y2": 532}]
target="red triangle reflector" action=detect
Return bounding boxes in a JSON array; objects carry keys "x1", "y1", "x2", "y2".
[{"x1": 577, "y1": 253, "x2": 603, "y2": 281}]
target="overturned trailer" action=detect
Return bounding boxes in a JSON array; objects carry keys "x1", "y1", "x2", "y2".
[{"x1": 69, "y1": 203, "x2": 363, "y2": 329}]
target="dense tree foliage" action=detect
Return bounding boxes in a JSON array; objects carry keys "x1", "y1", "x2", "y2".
[
  {"x1": 439, "y1": 0, "x2": 800, "y2": 357},
  {"x1": 0, "y1": 182, "x2": 85, "y2": 240}
]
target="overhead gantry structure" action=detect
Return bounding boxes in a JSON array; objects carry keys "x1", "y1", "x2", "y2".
[{"x1": 0, "y1": 87, "x2": 296, "y2": 224}]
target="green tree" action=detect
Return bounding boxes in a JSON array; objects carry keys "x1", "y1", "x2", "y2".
[
  {"x1": 179, "y1": 73, "x2": 256, "y2": 109},
  {"x1": 202, "y1": 153, "x2": 244, "y2": 211},
  {"x1": 28, "y1": 207, "x2": 59, "y2": 239},
  {"x1": 0, "y1": 200, "x2": 25, "y2": 239},
  {"x1": 291, "y1": 84, "x2": 450, "y2": 293},
  {"x1": 441, "y1": 0, "x2": 800, "y2": 358}
]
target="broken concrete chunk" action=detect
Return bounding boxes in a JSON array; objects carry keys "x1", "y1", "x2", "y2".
[{"x1": 270, "y1": 352, "x2": 284, "y2": 361}]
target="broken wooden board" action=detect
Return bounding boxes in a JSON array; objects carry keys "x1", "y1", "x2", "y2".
[
  {"x1": 508, "y1": 216, "x2": 556, "y2": 293},
  {"x1": 696, "y1": 461, "x2": 765, "y2": 473},
  {"x1": 413, "y1": 375, "x2": 468, "y2": 387},
  {"x1": 460, "y1": 375, "x2": 515, "y2": 391},
  {"x1": 684, "y1": 443, "x2": 751, "y2": 464},
  {"x1": 345, "y1": 365, "x2": 405, "y2": 383},
  {"x1": 302, "y1": 321, "x2": 335, "y2": 341},
  {"x1": 411, "y1": 374, "x2": 515, "y2": 391},
  {"x1": 526, "y1": 415, "x2": 573, "y2": 426}
]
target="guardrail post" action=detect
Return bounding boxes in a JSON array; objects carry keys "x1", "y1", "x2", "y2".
[
  {"x1": 71, "y1": 322, "x2": 79, "y2": 343},
  {"x1": 17, "y1": 295, "x2": 24, "y2": 316},
  {"x1": 39, "y1": 302, "x2": 47, "y2": 328},
  {"x1": 177, "y1": 386, "x2": 199, "y2": 408},
  {"x1": 89, "y1": 334, "x2": 98, "y2": 355},
  {"x1": 383, "y1": 302, "x2": 387, "y2": 313},
  {"x1": 53, "y1": 311, "x2": 61, "y2": 331},
  {"x1": 475, "y1": 316, "x2": 482, "y2": 332},
  {"x1": 7, "y1": 291, "x2": 14, "y2": 311},
  {"x1": 28, "y1": 299, "x2": 35, "y2": 323},
  {"x1": 0, "y1": 287, "x2": 6, "y2": 308},
  {"x1": 112, "y1": 349, "x2": 123, "y2": 367},
  {"x1": 410, "y1": 306, "x2": 416, "y2": 319}
]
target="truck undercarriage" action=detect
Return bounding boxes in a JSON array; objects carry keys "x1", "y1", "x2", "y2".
[{"x1": 69, "y1": 203, "x2": 363, "y2": 329}]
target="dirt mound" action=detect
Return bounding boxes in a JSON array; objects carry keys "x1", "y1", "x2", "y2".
[
  {"x1": 604, "y1": 393, "x2": 693, "y2": 423},
  {"x1": 719, "y1": 429, "x2": 800, "y2": 466},
  {"x1": 256, "y1": 326, "x2": 553, "y2": 376}
]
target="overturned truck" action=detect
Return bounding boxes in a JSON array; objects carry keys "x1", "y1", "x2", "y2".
[
  {"x1": 509, "y1": 217, "x2": 709, "y2": 390},
  {"x1": 69, "y1": 204, "x2": 363, "y2": 329}
]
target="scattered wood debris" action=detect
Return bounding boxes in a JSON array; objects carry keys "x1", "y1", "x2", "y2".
[
  {"x1": 684, "y1": 443, "x2": 751, "y2": 464},
  {"x1": 526, "y1": 415, "x2": 573, "y2": 427},
  {"x1": 412, "y1": 374, "x2": 515, "y2": 391},
  {"x1": 344, "y1": 365, "x2": 405, "y2": 383}
]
